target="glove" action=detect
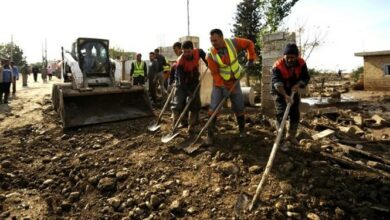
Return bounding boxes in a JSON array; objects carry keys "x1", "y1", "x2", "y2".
[{"x1": 246, "y1": 60, "x2": 254, "y2": 68}]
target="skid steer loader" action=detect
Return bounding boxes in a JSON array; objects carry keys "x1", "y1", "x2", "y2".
[{"x1": 52, "y1": 37, "x2": 154, "y2": 128}]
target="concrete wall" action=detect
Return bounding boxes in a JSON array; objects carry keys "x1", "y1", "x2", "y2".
[
  {"x1": 363, "y1": 55, "x2": 390, "y2": 91},
  {"x1": 261, "y1": 32, "x2": 296, "y2": 117}
]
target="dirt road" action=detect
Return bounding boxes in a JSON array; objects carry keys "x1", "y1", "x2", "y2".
[{"x1": 1, "y1": 76, "x2": 389, "y2": 219}]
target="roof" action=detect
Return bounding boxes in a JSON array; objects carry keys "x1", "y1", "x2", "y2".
[{"x1": 354, "y1": 50, "x2": 390, "y2": 57}]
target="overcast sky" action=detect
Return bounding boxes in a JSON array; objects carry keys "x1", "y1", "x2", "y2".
[{"x1": 1, "y1": 0, "x2": 389, "y2": 72}]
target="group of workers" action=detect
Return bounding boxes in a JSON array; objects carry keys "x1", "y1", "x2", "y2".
[
  {"x1": 0, "y1": 57, "x2": 22, "y2": 104},
  {"x1": 131, "y1": 28, "x2": 310, "y2": 150}
]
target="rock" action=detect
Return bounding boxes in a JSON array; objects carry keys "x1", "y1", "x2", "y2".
[
  {"x1": 116, "y1": 170, "x2": 129, "y2": 181},
  {"x1": 219, "y1": 162, "x2": 239, "y2": 176},
  {"x1": 150, "y1": 194, "x2": 161, "y2": 208},
  {"x1": 169, "y1": 199, "x2": 183, "y2": 213},
  {"x1": 182, "y1": 190, "x2": 190, "y2": 198},
  {"x1": 312, "y1": 129, "x2": 335, "y2": 140},
  {"x1": 274, "y1": 200, "x2": 286, "y2": 211},
  {"x1": 280, "y1": 161, "x2": 294, "y2": 173},
  {"x1": 248, "y1": 165, "x2": 262, "y2": 174},
  {"x1": 107, "y1": 197, "x2": 122, "y2": 209},
  {"x1": 311, "y1": 161, "x2": 328, "y2": 167},
  {"x1": 187, "y1": 206, "x2": 197, "y2": 214},
  {"x1": 61, "y1": 201, "x2": 72, "y2": 212},
  {"x1": 279, "y1": 181, "x2": 293, "y2": 194},
  {"x1": 1, "y1": 160, "x2": 12, "y2": 169},
  {"x1": 68, "y1": 192, "x2": 80, "y2": 202},
  {"x1": 286, "y1": 211, "x2": 301, "y2": 219},
  {"x1": 335, "y1": 207, "x2": 345, "y2": 219},
  {"x1": 304, "y1": 142, "x2": 321, "y2": 153},
  {"x1": 97, "y1": 177, "x2": 116, "y2": 192},
  {"x1": 338, "y1": 125, "x2": 356, "y2": 136},
  {"x1": 42, "y1": 179, "x2": 54, "y2": 186},
  {"x1": 307, "y1": 212, "x2": 320, "y2": 220}
]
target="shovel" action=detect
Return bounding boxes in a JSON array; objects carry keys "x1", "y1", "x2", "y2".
[
  {"x1": 183, "y1": 78, "x2": 242, "y2": 154},
  {"x1": 147, "y1": 85, "x2": 176, "y2": 132},
  {"x1": 247, "y1": 91, "x2": 295, "y2": 211},
  {"x1": 161, "y1": 68, "x2": 208, "y2": 143}
]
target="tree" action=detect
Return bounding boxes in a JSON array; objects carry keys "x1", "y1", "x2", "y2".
[
  {"x1": 0, "y1": 43, "x2": 27, "y2": 66},
  {"x1": 231, "y1": 0, "x2": 264, "y2": 85},
  {"x1": 109, "y1": 47, "x2": 136, "y2": 60},
  {"x1": 232, "y1": 0, "x2": 263, "y2": 55},
  {"x1": 264, "y1": 0, "x2": 299, "y2": 32}
]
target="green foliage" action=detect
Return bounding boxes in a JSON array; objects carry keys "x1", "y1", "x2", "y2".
[
  {"x1": 232, "y1": 0, "x2": 264, "y2": 78},
  {"x1": 308, "y1": 68, "x2": 323, "y2": 76},
  {"x1": 109, "y1": 48, "x2": 135, "y2": 60},
  {"x1": 352, "y1": 66, "x2": 363, "y2": 81},
  {"x1": 264, "y1": 0, "x2": 299, "y2": 32},
  {"x1": 0, "y1": 43, "x2": 27, "y2": 66}
]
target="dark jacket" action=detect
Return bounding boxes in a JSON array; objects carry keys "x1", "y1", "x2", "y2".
[{"x1": 271, "y1": 57, "x2": 310, "y2": 96}]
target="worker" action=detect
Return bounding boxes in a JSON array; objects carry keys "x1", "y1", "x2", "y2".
[
  {"x1": 271, "y1": 43, "x2": 310, "y2": 151},
  {"x1": 130, "y1": 53, "x2": 147, "y2": 86},
  {"x1": 20, "y1": 63, "x2": 30, "y2": 87},
  {"x1": 10, "y1": 61, "x2": 19, "y2": 94},
  {"x1": 0, "y1": 57, "x2": 13, "y2": 104},
  {"x1": 206, "y1": 28, "x2": 256, "y2": 145},
  {"x1": 148, "y1": 52, "x2": 160, "y2": 105},
  {"x1": 171, "y1": 40, "x2": 207, "y2": 133},
  {"x1": 154, "y1": 48, "x2": 167, "y2": 96}
]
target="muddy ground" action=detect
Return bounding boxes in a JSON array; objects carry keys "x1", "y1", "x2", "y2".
[{"x1": 1, "y1": 76, "x2": 390, "y2": 220}]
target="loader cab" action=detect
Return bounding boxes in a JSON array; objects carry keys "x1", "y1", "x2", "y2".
[{"x1": 76, "y1": 38, "x2": 110, "y2": 77}]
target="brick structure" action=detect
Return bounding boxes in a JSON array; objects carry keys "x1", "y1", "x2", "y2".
[
  {"x1": 261, "y1": 32, "x2": 296, "y2": 117},
  {"x1": 354, "y1": 50, "x2": 390, "y2": 91}
]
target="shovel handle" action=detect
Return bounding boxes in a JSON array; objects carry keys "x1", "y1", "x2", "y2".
[
  {"x1": 249, "y1": 91, "x2": 296, "y2": 211},
  {"x1": 156, "y1": 86, "x2": 176, "y2": 124},
  {"x1": 191, "y1": 78, "x2": 242, "y2": 146}
]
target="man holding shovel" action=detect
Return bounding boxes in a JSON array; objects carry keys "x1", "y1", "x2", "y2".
[
  {"x1": 271, "y1": 43, "x2": 310, "y2": 151},
  {"x1": 206, "y1": 29, "x2": 256, "y2": 145},
  {"x1": 171, "y1": 40, "x2": 207, "y2": 134}
]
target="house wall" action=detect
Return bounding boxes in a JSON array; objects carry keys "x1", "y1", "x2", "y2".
[{"x1": 364, "y1": 55, "x2": 390, "y2": 90}]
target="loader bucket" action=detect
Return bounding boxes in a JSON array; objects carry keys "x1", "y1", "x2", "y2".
[{"x1": 58, "y1": 86, "x2": 154, "y2": 128}]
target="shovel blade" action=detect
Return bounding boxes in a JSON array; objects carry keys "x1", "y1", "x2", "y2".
[
  {"x1": 147, "y1": 122, "x2": 160, "y2": 132},
  {"x1": 234, "y1": 192, "x2": 252, "y2": 217},
  {"x1": 183, "y1": 137, "x2": 204, "y2": 154},
  {"x1": 161, "y1": 132, "x2": 180, "y2": 143}
]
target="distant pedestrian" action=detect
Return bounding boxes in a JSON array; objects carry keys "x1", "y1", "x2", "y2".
[
  {"x1": 338, "y1": 69, "x2": 342, "y2": 78},
  {"x1": 154, "y1": 48, "x2": 167, "y2": 96},
  {"x1": 10, "y1": 61, "x2": 19, "y2": 94},
  {"x1": 41, "y1": 65, "x2": 48, "y2": 82},
  {"x1": 21, "y1": 64, "x2": 30, "y2": 87},
  {"x1": 32, "y1": 66, "x2": 39, "y2": 82},
  {"x1": 0, "y1": 57, "x2": 12, "y2": 104},
  {"x1": 47, "y1": 65, "x2": 53, "y2": 80}
]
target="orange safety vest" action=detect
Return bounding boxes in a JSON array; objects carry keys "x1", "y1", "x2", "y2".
[{"x1": 273, "y1": 57, "x2": 306, "y2": 79}]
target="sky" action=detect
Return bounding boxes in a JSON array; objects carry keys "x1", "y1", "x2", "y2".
[{"x1": 1, "y1": 0, "x2": 389, "y2": 72}]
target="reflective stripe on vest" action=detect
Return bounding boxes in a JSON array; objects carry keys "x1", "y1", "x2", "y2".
[
  {"x1": 133, "y1": 61, "x2": 144, "y2": 77},
  {"x1": 210, "y1": 38, "x2": 242, "y2": 80},
  {"x1": 273, "y1": 57, "x2": 305, "y2": 79},
  {"x1": 163, "y1": 58, "x2": 170, "y2": 72}
]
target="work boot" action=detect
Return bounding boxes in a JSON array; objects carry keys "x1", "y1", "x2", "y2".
[
  {"x1": 179, "y1": 113, "x2": 188, "y2": 128},
  {"x1": 205, "y1": 117, "x2": 217, "y2": 146},
  {"x1": 4, "y1": 94, "x2": 9, "y2": 104},
  {"x1": 237, "y1": 115, "x2": 246, "y2": 138},
  {"x1": 286, "y1": 128, "x2": 299, "y2": 145},
  {"x1": 275, "y1": 121, "x2": 289, "y2": 152},
  {"x1": 187, "y1": 111, "x2": 199, "y2": 134}
]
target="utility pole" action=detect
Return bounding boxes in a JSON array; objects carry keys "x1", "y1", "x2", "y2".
[
  {"x1": 187, "y1": 0, "x2": 190, "y2": 36},
  {"x1": 10, "y1": 35, "x2": 13, "y2": 61}
]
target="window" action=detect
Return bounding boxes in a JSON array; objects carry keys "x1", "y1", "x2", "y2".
[{"x1": 385, "y1": 64, "x2": 390, "y2": 75}]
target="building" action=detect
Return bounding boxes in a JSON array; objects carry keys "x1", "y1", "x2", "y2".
[{"x1": 354, "y1": 50, "x2": 390, "y2": 91}]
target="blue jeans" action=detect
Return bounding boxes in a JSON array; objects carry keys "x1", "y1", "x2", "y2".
[{"x1": 209, "y1": 82, "x2": 245, "y2": 116}]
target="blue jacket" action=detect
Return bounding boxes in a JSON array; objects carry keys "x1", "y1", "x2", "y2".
[
  {"x1": 12, "y1": 66, "x2": 19, "y2": 78},
  {"x1": 1, "y1": 66, "x2": 13, "y2": 83}
]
